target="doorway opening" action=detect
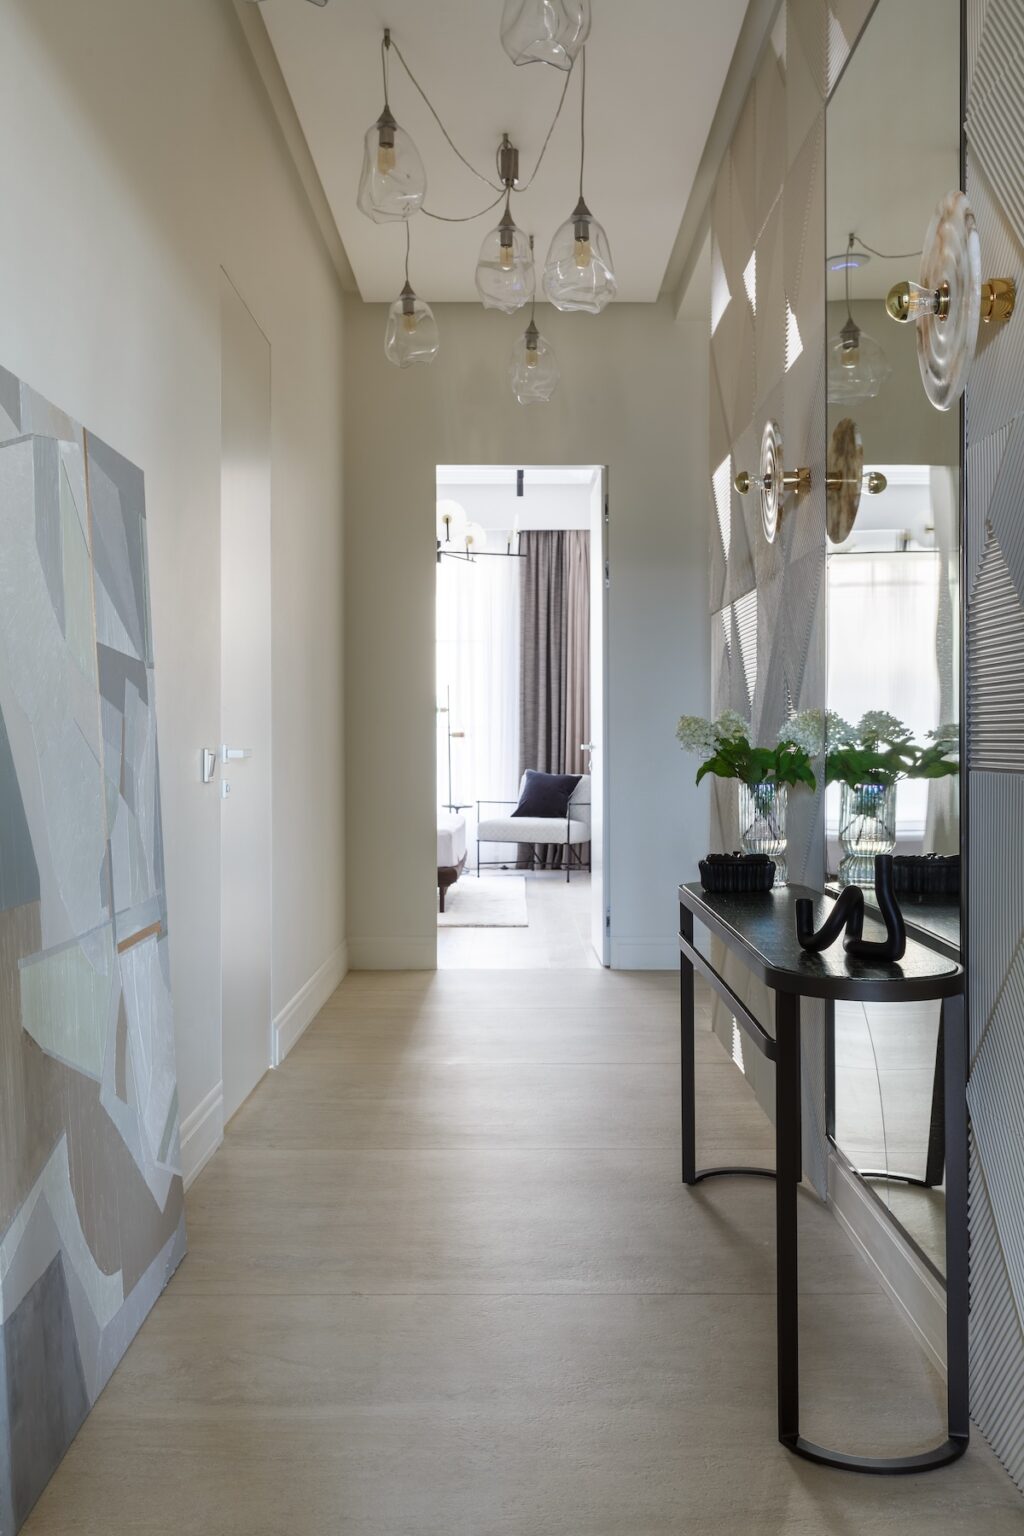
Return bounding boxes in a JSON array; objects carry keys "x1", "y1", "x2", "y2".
[{"x1": 434, "y1": 464, "x2": 608, "y2": 969}]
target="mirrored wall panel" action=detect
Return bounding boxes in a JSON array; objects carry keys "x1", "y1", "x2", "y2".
[{"x1": 825, "y1": 0, "x2": 961, "y2": 1275}]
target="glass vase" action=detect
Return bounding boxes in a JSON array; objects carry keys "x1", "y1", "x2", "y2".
[
  {"x1": 838, "y1": 781, "x2": 897, "y2": 887},
  {"x1": 738, "y1": 781, "x2": 788, "y2": 886}
]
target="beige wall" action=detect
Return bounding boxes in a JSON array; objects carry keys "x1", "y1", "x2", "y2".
[
  {"x1": 343, "y1": 298, "x2": 709, "y2": 969},
  {"x1": 0, "y1": 0, "x2": 346, "y2": 1166}
]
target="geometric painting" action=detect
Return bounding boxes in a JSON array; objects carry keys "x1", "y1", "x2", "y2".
[{"x1": 0, "y1": 367, "x2": 186, "y2": 1532}]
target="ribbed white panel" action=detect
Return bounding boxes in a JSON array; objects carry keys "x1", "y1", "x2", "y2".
[
  {"x1": 968, "y1": 533, "x2": 1024, "y2": 769},
  {"x1": 969, "y1": 1135, "x2": 1024, "y2": 1487}
]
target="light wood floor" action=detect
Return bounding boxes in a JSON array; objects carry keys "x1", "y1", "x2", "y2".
[{"x1": 25, "y1": 968, "x2": 1024, "y2": 1534}]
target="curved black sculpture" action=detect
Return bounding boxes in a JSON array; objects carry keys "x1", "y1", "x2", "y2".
[
  {"x1": 845, "y1": 854, "x2": 906, "y2": 962},
  {"x1": 796, "y1": 854, "x2": 906, "y2": 962},
  {"x1": 795, "y1": 885, "x2": 864, "y2": 951}
]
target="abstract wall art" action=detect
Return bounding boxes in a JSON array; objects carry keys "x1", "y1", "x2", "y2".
[{"x1": 0, "y1": 367, "x2": 185, "y2": 1532}]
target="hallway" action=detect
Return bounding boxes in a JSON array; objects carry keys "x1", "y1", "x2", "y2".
[{"x1": 24, "y1": 967, "x2": 1023, "y2": 1535}]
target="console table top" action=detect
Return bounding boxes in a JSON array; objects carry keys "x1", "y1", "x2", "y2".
[{"x1": 679, "y1": 883, "x2": 964, "y2": 1002}]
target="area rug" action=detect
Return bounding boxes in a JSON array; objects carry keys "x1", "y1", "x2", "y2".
[{"x1": 438, "y1": 874, "x2": 529, "y2": 927}]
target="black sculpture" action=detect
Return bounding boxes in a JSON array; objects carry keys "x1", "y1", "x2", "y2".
[
  {"x1": 796, "y1": 854, "x2": 907, "y2": 962},
  {"x1": 795, "y1": 884, "x2": 864, "y2": 951}
]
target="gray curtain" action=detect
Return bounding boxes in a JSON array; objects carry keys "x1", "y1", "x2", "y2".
[{"x1": 518, "y1": 530, "x2": 590, "y2": 868}]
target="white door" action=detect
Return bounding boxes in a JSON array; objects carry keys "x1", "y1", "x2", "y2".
[
  {"x1": 589, "y1": 467, "x2": 610, "y2": 965},
  {"x1": 220, "y1": 270, "x2": 272, "y2": 1122}
]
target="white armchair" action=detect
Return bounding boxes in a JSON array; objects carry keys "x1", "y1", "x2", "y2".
[{"x1": 476, "y1": 774, "x2": 591, "y2": 882}]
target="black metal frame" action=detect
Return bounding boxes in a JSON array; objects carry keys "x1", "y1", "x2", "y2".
[
  {"x1": 476, "y1": 798, "x2": 592, "y2": 884},
  {"x1": 679, "y1": 897, "x2": 969, "y2": 1474}
]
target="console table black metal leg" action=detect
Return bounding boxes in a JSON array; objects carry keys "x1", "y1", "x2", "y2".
[
  {"x1": 775, "y1": 991, "x2": 802, "y2": 1448},
  {"x1": 680, "y1": 904, "x2": 696, "y2": 1185},
  {"x1": 943, "y1": 994, "x2": 970, "y2": 1451}
]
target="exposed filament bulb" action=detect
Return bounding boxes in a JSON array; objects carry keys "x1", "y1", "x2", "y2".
[
  {"x1": 377, "y1": 143, "x2": 396, "y2": 175},
  {"x1": 574, "y1": 236, "x2": 592, "y2": 270}
]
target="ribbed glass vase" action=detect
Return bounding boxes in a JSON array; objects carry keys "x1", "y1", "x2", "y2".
[
  {"x1": 838, "y1": 781, "x2": 897, "y2": 887},
  {"x1": 738, "y1": 781, "x2": 787, "y2": 886}
]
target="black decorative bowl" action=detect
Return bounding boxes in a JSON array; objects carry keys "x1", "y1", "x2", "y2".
[
  {"x1": 699, "y1": 852, "x2": 776, "y2": 894},
  {"x1": 892, "y1": 854, "x2": 960, "y2": 898}
]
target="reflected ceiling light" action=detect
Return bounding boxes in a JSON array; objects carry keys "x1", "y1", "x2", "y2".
[
  {"x1": 436, "y1": 499, "x2": 467, "y2": 543},
  {"x1": 357, "y1": 30, "x2": 426, "y2": 224},
  {"x1": 510, "y1": 242, "x2": 560, "y2": 403},
  {"x1": 543, "y1": 51, "x2": 616, "y2": 313},
  {"x1": 475, "y1": 137, "x2": 535, "y2": 312},
  {"x1": 827, "y1": 234, "x2": 890, "y2": 403},
  {"x1": 385, "y1": 227, "x2": 439, "y2": 368},
  {"x1": 500, "y1": 0, "x2": 591, "y2": 70},
  {"x1": 464, "y1": 521, "x2": 488, "y2": 555}
]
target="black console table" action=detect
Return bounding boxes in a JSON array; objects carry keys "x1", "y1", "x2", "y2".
[{"x1": 678, "y1": 882, "x2": 967, "y2": 1474}]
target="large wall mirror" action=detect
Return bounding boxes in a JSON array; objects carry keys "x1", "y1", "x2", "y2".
[{"x1": 825, "y1": 0, "x2": 961, "y2": 1275}]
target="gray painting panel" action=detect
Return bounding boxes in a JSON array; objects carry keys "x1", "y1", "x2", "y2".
[
  {"x1": 0, "y1": 706, "x2": 39, "y2": 915},
  {"x1": 3, "y1": 1255, "x2": 89, "y2": 1530},
  {"x1": 31, "y1": 438, "x2": 63, "y2": 636},
  {"x1": 0, "y1": 368, "x2": 21, "y2": 436}
]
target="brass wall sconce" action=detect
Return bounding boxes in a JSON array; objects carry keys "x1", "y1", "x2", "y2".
[
  {"x1": 733, "y1": 420, "x2": 810, "y2": 543},
  {"x1": 885, "y1": 189, "x2": 1015, "y2": 411},
  {"x1": 825, "y1": 417, "x2": 886, "y2": 543}
]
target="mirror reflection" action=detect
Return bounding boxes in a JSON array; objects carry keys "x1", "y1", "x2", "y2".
[{"x1": 825, "y1": 0, "x2": 961, "y2": 1275}]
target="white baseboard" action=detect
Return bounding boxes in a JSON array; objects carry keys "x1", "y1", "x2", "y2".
[
  {"x1": 273, "y1": 941, "x2": 349, "y2": 1065},
  {"x1": 179, "y1": 1082, "x2": 224, "y2": 1191},
  {"x1": 828, "y1": 1150, "x2": 947, "y2": 1375},
  {"x1": 609, "y1": 936, "x2": 678, "y2": 970},
  {"x1": 347, "y1": 936, "x2": 437, "y2": 970}
]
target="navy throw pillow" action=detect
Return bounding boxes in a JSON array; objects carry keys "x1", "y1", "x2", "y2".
[{"x1": 512, "y1": 770, "x2": 582, "y2": 819}]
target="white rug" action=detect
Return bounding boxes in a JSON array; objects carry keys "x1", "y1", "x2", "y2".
[{"x1": 438, "y1": 875, "x2": 528, "y2": 928}]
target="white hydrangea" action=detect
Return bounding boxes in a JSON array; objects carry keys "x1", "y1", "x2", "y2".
[
  {"x1": 928, "y1": 722, "x2": 960, "y2": 748},
  {"x1": 675, "y1": 715, "x2": 717, "y2": 755},
  {"x1": 825, "y1": 710, "x2": 856, "y2": 747},
  {"x1": 858, "y1": 710, "x2": 912, "y2": 747},
  {"x1": 778, "y1": 709, "x2": 824, "y2": 756},
  {"x1": 714, "y1": 709, "x2": 750, "y2": 742}
]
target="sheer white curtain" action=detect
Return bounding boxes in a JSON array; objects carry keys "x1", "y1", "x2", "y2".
[
  {"x1": 826, "y1": 551, "x2": 941, "y2": 854},
  {"x1": 436, "y1": 541, "x2": 520, "y2": 845}
]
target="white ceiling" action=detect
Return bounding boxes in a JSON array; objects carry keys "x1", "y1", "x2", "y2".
[
  {"x1": 437, "y1": 464, "x2": 598, "y2": 530},
  {"x1": 257, "y1": 0, "x2": 748, "y2": 303}
]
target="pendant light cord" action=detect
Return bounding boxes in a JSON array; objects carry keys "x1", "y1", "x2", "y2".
[
  {"x1": 578, "y1": 48, "x2": 586, "y2": 200},
  {"x1": 405, "y1": 220, "x2": 411, "y2": 286},
  {"x1": 850, "y1": 233, "x2": 923, "y2": 261},
  {"x1": 380, "y1": 32, "x2": 390, "y2": 109},
  {"x1": 388, "y1": 33, "x2": 504, "y2": 193},
  {"x1": 381, "y1": 28, "x2": 575, "y2": 220}
]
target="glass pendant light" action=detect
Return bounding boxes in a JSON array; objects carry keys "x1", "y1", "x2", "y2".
[
  {"x1": 475, "y1": 139, "x2": 534, "y2": 312},
  {"x1": 510, "y1": 248, "x2": 559, "y2": 403},
  {"x1": 464, "y1": 521, "x2": 488, "y2": 558},
  {"x1": 543, "y1": 52, "x2": 616, "y2": 313},
  {"x1": 827, "y1": 235, "x2": 891, "y2": 403},
  {"x1": 384, "y1": 228, "x2": 439, "y2": 368},
  {"x1": 357, "y1": 30, "x2": 426, "y2": 224},
  {"x1": 436, "y1": 499, "x2": 467, "y2": 544},
  {"x1": 500, "y1": 0, "x2": 591, "y2": 70}
]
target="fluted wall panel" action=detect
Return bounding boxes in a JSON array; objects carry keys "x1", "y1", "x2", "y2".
[{"x1": 965, "y1": 0, "x2": 1024, "y2": 1491}]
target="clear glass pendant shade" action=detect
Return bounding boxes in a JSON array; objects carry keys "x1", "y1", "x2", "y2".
[
  {"x1": 827, "y1": 315, "x2": 891, "y2": 402},
  {"x1": 357, "y1": 108, "x2": 426, "y2": 223},
  {"x1": 543, "y1": 199, "x2": 616, "y2": 313},
  {"x1": 436, "y1": 499, "x2": 467, "y2": 543},
  {"x1": 500, "y1": 0, "x2": 591, "y2": 69},
  {"x1": 475, "y1": 217, "x2": 534, "y2": 313},
  {"x1": 384, "y1": 284, "x2": 439, "y2": 368},
  {"x1": 509, "y1": 320, "x2": 560, "y2": 404}
]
